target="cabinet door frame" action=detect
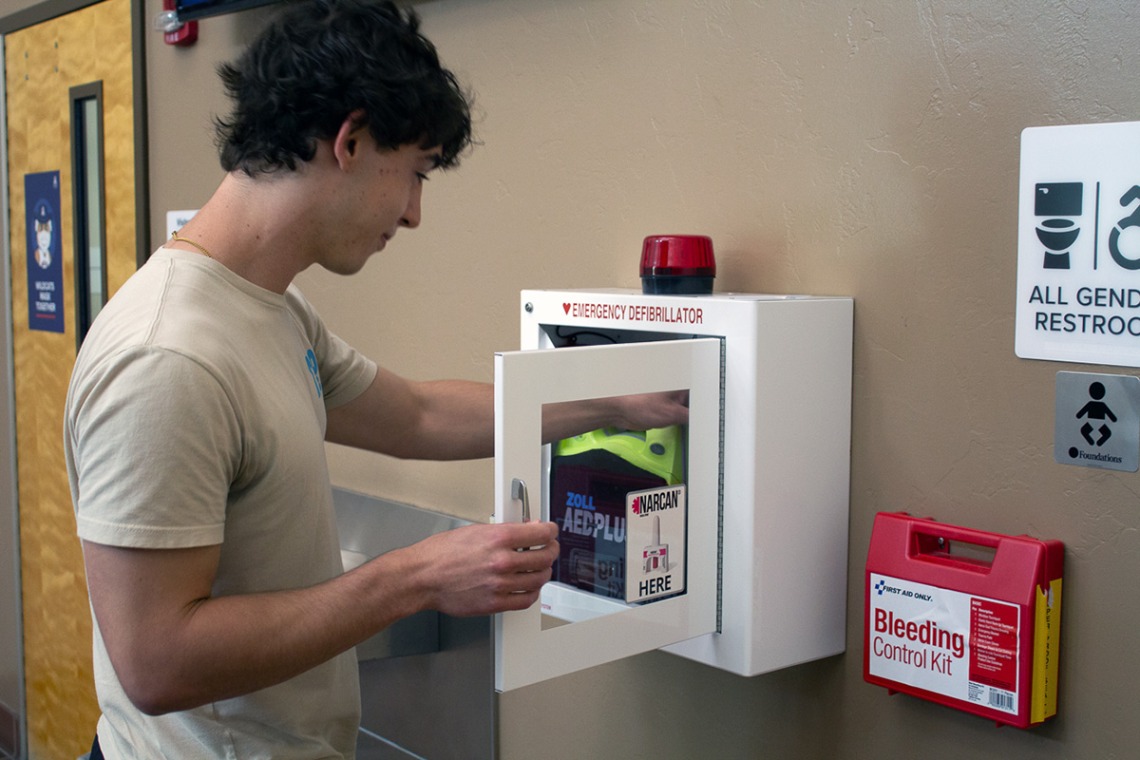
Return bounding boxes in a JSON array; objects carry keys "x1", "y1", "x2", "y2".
[{"x1": 493, "y1": 337, "x2": 723, "y2": 692}]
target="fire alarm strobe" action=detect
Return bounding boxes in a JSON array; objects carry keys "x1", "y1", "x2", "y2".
[{"x1": 864, "y1": 512, "x2": 1063, "y2": 728}]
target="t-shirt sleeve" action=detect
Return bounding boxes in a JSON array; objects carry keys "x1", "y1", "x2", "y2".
[
  {"x1": 285, "y1": 286, "x2": 377, "y2": 410},
  {"x1": 68, "y1": 346, "x2": 241, "y2": 549}
]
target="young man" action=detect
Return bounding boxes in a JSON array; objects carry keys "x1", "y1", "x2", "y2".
[{"x1": 65, "y1": 1, "x2": 687, "y2": 757}]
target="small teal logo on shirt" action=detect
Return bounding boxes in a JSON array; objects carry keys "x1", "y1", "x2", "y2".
[{"x1": 305, "y1": 349, "x2": 323, "y2": 397}]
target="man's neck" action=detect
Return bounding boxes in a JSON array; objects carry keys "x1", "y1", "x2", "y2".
[{"x1": 168, "y1": 170, "x2": 326, "y2": 294}]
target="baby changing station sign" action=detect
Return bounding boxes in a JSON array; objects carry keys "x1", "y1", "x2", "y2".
[{"x1": 1016, "y1": 121, "x2": 1140, "y2": 367}]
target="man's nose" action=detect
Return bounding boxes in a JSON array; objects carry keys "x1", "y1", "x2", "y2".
[{"x1": 400, "y1": 182, "x2": 422, "y2": 229}]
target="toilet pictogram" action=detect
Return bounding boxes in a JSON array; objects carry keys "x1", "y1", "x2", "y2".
[{"x1": 1035, "y1": 182, "x2": 1083, "y2": 270}]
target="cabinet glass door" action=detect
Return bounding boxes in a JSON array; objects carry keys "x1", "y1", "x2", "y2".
[{"x1": 494, "y1": 338, "x2": 722, "y2": 691}]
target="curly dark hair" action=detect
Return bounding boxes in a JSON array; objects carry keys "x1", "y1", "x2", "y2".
[{"x1": 214, "y1": 0, "x2": 473, "y2": 176}]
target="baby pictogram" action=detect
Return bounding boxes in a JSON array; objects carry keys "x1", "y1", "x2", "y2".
[{"x1": 1076, "y1": 381, "x2": 1116, "y2": 447}]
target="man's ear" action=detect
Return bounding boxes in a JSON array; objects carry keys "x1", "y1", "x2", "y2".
[{"x1": 332, "y1": 109, "x2": 368, "y2": 170}]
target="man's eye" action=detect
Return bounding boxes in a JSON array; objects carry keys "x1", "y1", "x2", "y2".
[{"x1": 416, "y1": 172, "x2": 430, "y2": 182}]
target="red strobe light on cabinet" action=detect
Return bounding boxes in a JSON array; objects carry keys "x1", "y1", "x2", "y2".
[{"x1": 863, "y1": 512, "x2": 1062, "y2": 728}]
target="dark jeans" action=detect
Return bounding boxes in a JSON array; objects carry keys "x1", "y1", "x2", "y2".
[{"x1": 90, "y1": 735, "x2": 105, "y2": 760}]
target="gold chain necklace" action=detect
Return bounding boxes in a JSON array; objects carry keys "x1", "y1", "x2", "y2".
[{"x1": 170, "y1": 230, "x2": 213, "y2": 259}]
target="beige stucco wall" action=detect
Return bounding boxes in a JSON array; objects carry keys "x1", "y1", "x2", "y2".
[{"x1": 4, "y1": 0, "x2": 1134, "y2": 757}]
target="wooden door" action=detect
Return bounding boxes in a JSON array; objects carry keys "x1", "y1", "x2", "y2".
[{"x1": 4, "y1": 0, "x2": 142, "y2": 756}]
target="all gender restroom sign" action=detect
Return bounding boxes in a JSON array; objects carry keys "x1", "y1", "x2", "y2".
[{"x1": 1016, "y1": 121, "x2": 1140, "y2": 367}]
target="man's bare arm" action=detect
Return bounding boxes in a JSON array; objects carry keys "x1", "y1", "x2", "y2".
[
  {"x1": 83, "y1": 520, "x2": 557, "y2": 715},
  {"x1": 325, "y1": 367, "x2": 689, "y2": 459}
]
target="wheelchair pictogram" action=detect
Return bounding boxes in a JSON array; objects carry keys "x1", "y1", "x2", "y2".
[{"x1": 1108, "y1": 185, "x2": 1140, "y2": 271}]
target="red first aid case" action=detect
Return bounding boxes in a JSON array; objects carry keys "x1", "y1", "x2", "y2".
[{"x1": 863, "y1": 512, "x2": 1063, "y2": 728}]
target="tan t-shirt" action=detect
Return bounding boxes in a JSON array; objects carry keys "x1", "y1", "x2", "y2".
[{"x1": 65, "y1": 248, "x2": 377, "y2": 759}]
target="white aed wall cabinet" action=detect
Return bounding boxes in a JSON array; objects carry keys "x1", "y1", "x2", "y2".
[{"x1": 492, "y1": 289, "x2": 854, "y2": 691}]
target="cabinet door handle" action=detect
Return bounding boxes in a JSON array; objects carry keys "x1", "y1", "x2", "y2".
[{"x1": 510, "y1": 477, "x2": 531, "y2": 522}]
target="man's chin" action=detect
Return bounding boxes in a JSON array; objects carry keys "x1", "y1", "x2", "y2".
[{"x1": 318, "y1": 256, "x2": 372, "y2": 277}]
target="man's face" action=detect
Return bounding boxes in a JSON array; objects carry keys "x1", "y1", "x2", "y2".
[{"x1": 328, "y1": 136, "x2": 441, "y2": 275}]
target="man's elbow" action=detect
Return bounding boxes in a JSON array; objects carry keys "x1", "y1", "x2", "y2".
[
  {"x1": 122, "y1": 684, "x2": 186, "y2": 717},
  {"x1": 117, "y1": 664, "x2": 202, "y2": 716},
  {"x1": 130, "y1": 693, "x2": 178, "y2": 718}
]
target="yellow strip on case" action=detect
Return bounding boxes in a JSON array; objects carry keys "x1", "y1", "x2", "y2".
[{"x1": 1031, "y1": 578, "x2": 1062, "y2": 723}]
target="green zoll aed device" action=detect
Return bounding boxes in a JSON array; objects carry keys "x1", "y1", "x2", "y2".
[{"x1": 549, "y1": 425, "x2": 685, "y2": 601}]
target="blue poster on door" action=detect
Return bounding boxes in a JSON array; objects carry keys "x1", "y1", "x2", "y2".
[{"x1": 25, "y1": 171, "x2": 64, "y2": 333}]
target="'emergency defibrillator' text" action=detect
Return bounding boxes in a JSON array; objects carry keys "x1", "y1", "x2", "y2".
[{"x1": 563, "y1": 301, "x2": 704, "y2": 325}]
